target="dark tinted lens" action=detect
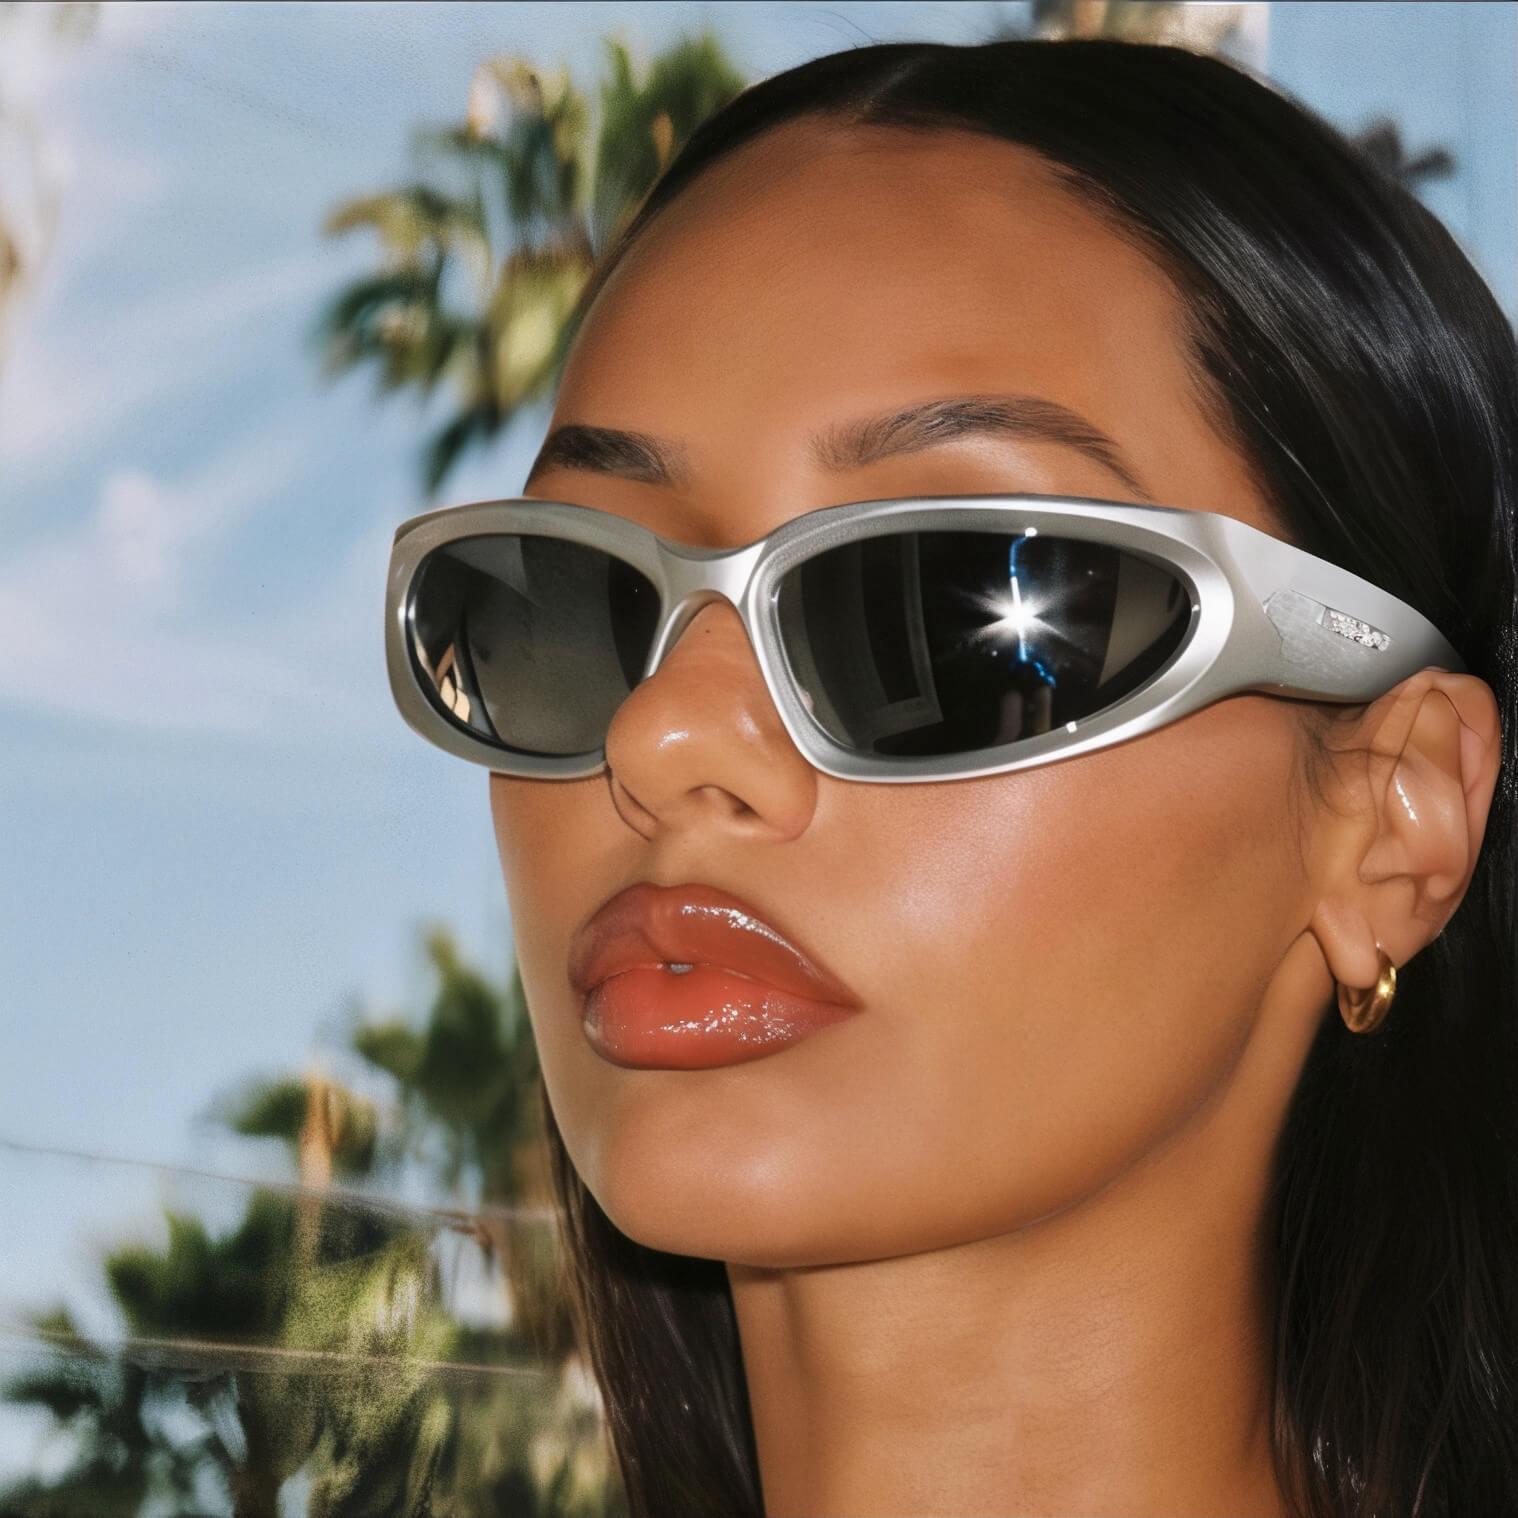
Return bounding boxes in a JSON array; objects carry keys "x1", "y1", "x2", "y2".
[
  {"x1": 776, "y1": 530, "x2": 1192, "y2": 758},
  {"x1": 407, "y1": 534, "x2": 659, "y2": 756}
]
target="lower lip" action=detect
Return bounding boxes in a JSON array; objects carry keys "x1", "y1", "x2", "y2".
[{"x1": 583, "y1": 966, "x2": 859, "y2": 1069}]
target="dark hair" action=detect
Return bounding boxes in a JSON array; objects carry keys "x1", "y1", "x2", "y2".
[{"x1": 539, "y1": 39, "x2": 1518, "y2": 1518}]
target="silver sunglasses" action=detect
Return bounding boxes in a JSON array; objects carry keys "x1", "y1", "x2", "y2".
[{"x1": 385, "y1": 493, "x2": 1463, "y2": 783}]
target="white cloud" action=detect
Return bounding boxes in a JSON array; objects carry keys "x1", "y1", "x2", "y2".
[
  {"x1": 0, "y1": 421, "x2": 381, "y2": 738},
  {"x1": 97, "y1": 469, "x2": 184, "y2": 594},
  {"x1": 0, "y1": 250, "x2": 335, "y2": 486},
  {"x1": 0, "y1": 6, "x2": 347, "y2": 485}
]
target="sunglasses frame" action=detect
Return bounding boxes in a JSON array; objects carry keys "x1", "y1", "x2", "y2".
[{"x1": 385, "y1": 493, "x2": 1465, "y2": 784}]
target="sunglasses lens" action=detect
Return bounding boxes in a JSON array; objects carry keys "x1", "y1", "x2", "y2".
[
  {"x1": 776, "y1": 530, "x2": 1192, "y2": 759},
  {"x1": 407, "y1": 534, "x2": 660, "y2": 757}
]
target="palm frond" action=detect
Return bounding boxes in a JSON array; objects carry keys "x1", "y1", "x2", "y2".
[
  {"x1": 422, "y1": 402, "x2": 502, "y2": 497},
  {"x1": 313, "y1": 30, "x2": 744, "y2": 492},
  {"x1": 322, "y1": 184, "x2": 485, "y2": 264},
  {"x1": 1352, "y1": 118, "x2": 1458, "y2": 192},
  {"x1": 314, "y1": 268, "x2": 481, "y2": 396},
  {"x1": 591, "y1": 32, "x2": 745, "y2": 253}
]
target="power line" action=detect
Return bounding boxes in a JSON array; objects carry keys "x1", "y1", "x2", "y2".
[
  {"x1": 0, "y1": 1324, "x2": 554, "y2": 1381},
  {"x1": 0, "y1": 1135, "x2": 556, "y2": 1231}
]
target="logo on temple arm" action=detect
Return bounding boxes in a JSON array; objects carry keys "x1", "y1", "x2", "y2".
[
  {"x1": 1320, "y1": 606, "x2": 1391, "y2": 650},
  {"x1": 1263, "y1": 588, "x2": 1392, "y2": 678}
]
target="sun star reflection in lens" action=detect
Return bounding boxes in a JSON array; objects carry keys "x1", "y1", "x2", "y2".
[{"x1": 962, "y1": 536, "x2": 1066, "y2": 668}]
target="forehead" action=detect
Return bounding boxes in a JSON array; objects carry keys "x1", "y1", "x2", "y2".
[{"x1": 552, "y1": 120, "x2": 1263, "y2": 532}]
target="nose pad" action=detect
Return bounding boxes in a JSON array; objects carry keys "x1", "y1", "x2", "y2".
[{"x1": 602, "y1": 599, "x2": 817, "y2": 841}]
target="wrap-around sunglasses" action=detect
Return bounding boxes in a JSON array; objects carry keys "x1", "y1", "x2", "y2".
[{"x1": 385, "y1": 494, "x2": 1463, "y2": 784}]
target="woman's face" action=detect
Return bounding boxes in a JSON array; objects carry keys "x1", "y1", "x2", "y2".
[{"x1": 492, "y1": 121, "x2": 1321, "y2": 1266}]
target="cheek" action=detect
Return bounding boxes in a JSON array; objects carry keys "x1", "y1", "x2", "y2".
[
  {"x1": 489, "y1": 773, "x2": 620, "y2": 1092},
  {"x1": 855, "y1": 702, "x2": 1306, "y2": 1224},
  {"x1": 489, "y1": 704, "x2": 1309, "y2": 1267},
  {"x1": 890, "y1": 707, "x2": 1294, "y2": 1019}
]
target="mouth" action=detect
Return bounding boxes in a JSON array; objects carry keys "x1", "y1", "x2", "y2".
[{"x1": 566, "y1": 882, "x2": 863, "y2": 1069}]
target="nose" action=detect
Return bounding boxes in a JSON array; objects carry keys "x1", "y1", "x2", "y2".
[{"x1": 602, "y1": 599, "x2": 818, "y2": 842}]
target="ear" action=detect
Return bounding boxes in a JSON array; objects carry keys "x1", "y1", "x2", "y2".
[{"x1": 1308, "y1": 670, "x2": 1502, "y2": 994}]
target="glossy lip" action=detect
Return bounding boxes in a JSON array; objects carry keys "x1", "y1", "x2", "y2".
[{"x1": 567, "y1": 883, "x2": 862, "y2": 1067}]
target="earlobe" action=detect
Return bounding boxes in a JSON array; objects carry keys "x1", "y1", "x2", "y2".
[{"x1": 1309, "y1": 672, "x2": 1501, "y2": 996}]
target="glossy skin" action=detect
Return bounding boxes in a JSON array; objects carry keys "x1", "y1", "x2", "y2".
[{"x1": 490, "y1": 122, "x2": 1501, "y2": 1517}]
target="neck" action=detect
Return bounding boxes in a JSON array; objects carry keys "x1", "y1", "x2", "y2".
[{"x1": 725, "y1": 954, "x2": 1324, "y2": 1518}]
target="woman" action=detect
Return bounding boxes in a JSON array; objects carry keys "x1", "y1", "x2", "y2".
[{"x1": 385, "y1": 39, "x2": 1516, "y2": 1518}]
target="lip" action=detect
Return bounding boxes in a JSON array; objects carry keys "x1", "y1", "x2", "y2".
[{"x1": 567, "y1": 882, "x2": 862, "y2": 1069}]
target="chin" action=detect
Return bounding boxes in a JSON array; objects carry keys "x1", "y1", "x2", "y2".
[
  {"x1": 574, "y1": 1121, "x2": 1013, "y2": 1270},
  {"x1": 573, "y1": 1112, "x2": 886, "y2": 1267},
  {"x1": 582, "y1": 1126, "x2": 796, "y2": 1263}
]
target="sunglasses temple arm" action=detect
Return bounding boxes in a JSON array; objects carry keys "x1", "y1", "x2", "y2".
[{"x1": 1208, "y1": 524, "x2": 1466, "y2": 702}]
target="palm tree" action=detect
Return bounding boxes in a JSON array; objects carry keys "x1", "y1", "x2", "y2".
[
  {"x1": 0, "y1": 1307, "x2": 198, "y2": 1516},
  {"x1": 0, "y1": 3, "x2": 97, "y2": 370},
  {"x1": 1351, "y1": 118, "x2": 1457, "y2": 194},
  {"x1": 1, "y1": 931, "x2": 617, "y2": 1517},
  {"x1": 2, "y1": 1195, "x2": 322, "y2": 1517},
  {"x1": 315, "y1": 33, "x2": 746, "y2": 495},
  {"x1": 1025, "y1": 0, "x2": 1251, "y2": 51}
]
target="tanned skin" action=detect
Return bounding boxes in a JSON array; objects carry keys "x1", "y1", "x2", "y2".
[{"x1": 489, "y1": 122, "x2": 1501, "y2": 1517}]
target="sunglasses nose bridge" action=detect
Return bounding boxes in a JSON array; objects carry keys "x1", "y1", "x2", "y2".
[{"x1": 643, "y1": 539, "x2": 767, "y2": 673}]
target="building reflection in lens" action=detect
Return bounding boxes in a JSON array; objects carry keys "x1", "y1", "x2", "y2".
[{"x1": 412, "y1": 637, "x2": 473, "y2": 724}]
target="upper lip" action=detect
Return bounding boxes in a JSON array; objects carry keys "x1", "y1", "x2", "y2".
[{"x1": 568, "y1": 882, "x2": 861, "y2": 1006}]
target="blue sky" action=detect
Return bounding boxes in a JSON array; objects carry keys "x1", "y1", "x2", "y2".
[{"x1": 1, "y1": 0, "x2": 1514, "y2": 1463}]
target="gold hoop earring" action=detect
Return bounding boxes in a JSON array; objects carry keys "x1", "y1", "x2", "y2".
[{"x1": 1338, "y1": 947, "x2": 1397, "y2": 1034}]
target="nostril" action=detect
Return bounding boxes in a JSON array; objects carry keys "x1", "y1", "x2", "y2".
[{"x1": 692, "y1": 783, "x2": 757, "y2": 820}]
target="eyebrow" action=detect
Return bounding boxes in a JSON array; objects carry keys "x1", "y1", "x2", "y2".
[
  {"x1": 525, "y1": 393, "x2": 1150, "y2": 497},
  {"x1": 526, "y1": 424, "x2": 681, "y2": 488},
  {"x1": 815, "y1": 393, "x2": 1151, "y2": 496}
]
